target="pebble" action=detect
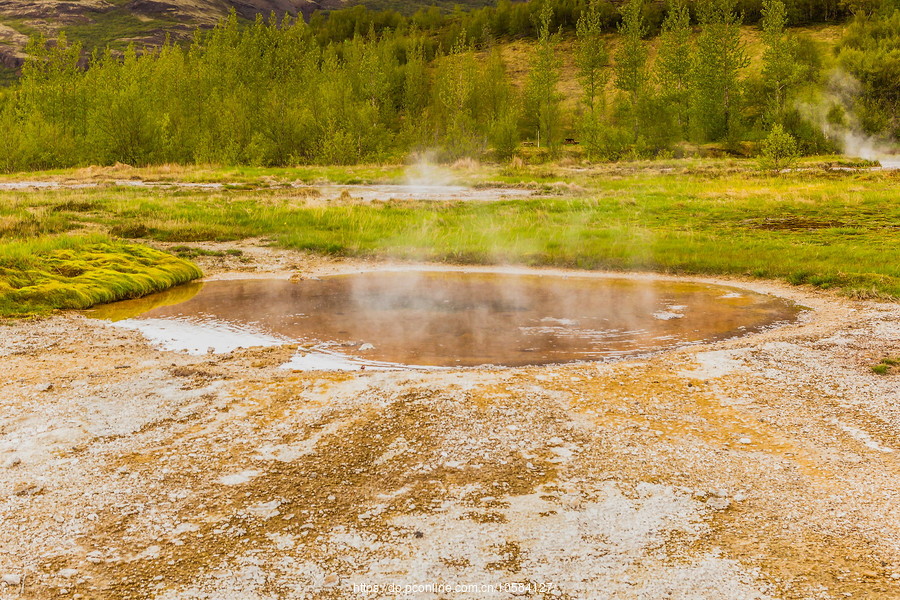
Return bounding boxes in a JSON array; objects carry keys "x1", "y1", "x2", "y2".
[
  {"x1": 36, "y1": 383, "x2": 54, "y2": 392},
  {"x1": 58, "y1": 569, "x2": 78, "y2": 578},
  {"x1": 359, "y1": 343, "x2": 375, "y2": 351},
  {"x1": 14, "y1": 483, "x2": 44, "y2": 496},
  {"x1": 739, "y1": 437, "x2": 752, "y2": 444},
  {"x1": 2, "y1": 574, "x2": 21, "y2": 586},
  {"x1": 217, "y1": 470, "x2": 262, "y2": 486},
  {"x1": 707, "y1": 497, "x2": 731, "y2": 511},
  {"x1": 2, "y1": 456, "x2": 21, "y2": 468}
]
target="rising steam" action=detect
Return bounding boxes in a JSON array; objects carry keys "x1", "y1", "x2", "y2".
[{"x1": 798, "y1": 70, "x2": 900, "y2": 167}]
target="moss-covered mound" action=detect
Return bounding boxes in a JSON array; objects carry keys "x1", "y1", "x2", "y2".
[{"x1": 0, "y1": 237, "x2": 202, "y2": 317}]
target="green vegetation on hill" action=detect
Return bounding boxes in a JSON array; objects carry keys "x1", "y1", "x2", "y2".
[
  {"x1": 62, "y1": 11, "x2": 179, "y2": 53},
  {"x1": 0, "y1": 0, "x2": 896, "y2": 172}
]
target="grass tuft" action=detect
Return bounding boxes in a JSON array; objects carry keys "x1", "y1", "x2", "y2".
[
  {"x1": 0, "y1": 235, "x2": 202, "y2": 317},
  {"x1": 871, "y1": 357, "x2": 899, "y2": 375}
]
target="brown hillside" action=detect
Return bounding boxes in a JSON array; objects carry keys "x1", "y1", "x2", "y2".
[{"x1": 0, "y1": 0, "x2": 317, "y2": 71}]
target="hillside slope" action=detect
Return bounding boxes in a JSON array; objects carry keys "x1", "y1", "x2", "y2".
[
  {"x1": 0, "y1": 0, "x2": 312, "y2": 71},
  {"x1": 0, "y1": 0, "x2": 496, "y2": 76}
]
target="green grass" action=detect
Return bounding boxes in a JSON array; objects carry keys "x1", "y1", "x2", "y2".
[
  {"x1": 169, "y1": 245, "x2": 243, "y2": 259},
  {"x1": 0, "y1": 65, "x2": 18, "y2": 88},
  {"x1": 0, "y1": 160, "x2": 898, "y2": 317},
  {"x1": 872, "y1": 357, "x2": 899, "y2": 375},
  {"x1": 0, "y1": 235, "x2": 202, "y2": 317}
]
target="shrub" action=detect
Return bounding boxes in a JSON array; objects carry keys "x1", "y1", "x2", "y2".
[{"x1": 758, "y1": 124, "x2": 799, "y2": 172}]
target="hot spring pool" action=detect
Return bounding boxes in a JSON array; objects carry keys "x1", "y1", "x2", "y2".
[{"x1": 87, "y1": 270, "x2": 803, "y2": 369}]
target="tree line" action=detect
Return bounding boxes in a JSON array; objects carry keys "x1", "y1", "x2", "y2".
[
  {"x1": 0, "y1": 0, "x2": 896, "y2": 172},
  {"x1": 310, "y1": 0, "x2": 853, "y2": 48}
]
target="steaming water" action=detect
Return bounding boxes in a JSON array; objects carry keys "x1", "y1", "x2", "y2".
[
  {"x1": 311, "y1": 185, "x2": 532, "y2": 202},
  {"x1": 87, "y1": 271, "x2": 802, "y2": 369},
  {"x1": 0, "y1": 180, "x2": 534, "y2": 199}
]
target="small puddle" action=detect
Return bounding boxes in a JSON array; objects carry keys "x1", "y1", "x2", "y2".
[
  {"x1": 308, "y1": 184, "x2": 532, "y2": 202},
  {"x1": 87, "y1": 271, "x2": 802, "y2": 369},
  {"x1": 0, "y1": 181, "x2": 534, "y2": 200}
]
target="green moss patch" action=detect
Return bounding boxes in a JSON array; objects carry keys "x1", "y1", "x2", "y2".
[{"x1": 0, "y1": 236, "x2": 202, "y2": 317}]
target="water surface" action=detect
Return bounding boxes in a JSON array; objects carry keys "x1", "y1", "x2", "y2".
[{"x1": 88, "y1": 271, "x2": 802, "y2": 368}]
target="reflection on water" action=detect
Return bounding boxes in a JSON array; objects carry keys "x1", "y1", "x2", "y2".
[
  {"x1": 87, "y1": 271, "x2": 802, "y2": 367},
  {"x1": 93, "y1": 281, "x2": 205, "y2": 321}
]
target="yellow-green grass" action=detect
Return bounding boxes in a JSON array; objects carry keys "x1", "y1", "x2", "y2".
[
  {"x1": 2, "y1": 161, "x2": 897, "y2": 304},
  {"x1": 0, "y1": 235, "x2": 202, "y2": 317},
  {"x1": 0, "y1": 155, "x2": 879, "y2": 186},
  {"x1": 872, "y1": 357, "x2": 899, "y2": 375}
]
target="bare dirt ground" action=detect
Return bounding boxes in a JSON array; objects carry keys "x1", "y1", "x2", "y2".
[{"x1": 1, "y1": 242, "x2": 899, "y2": 600}]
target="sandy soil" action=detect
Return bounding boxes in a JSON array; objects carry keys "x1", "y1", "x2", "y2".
[{"x1": 1, "y1": 242, "x2": 899, "y2": 600}]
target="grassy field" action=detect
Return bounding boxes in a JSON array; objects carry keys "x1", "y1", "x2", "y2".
[{"x1": 0, "y1": 159, "x2": 897, "y2": 317}]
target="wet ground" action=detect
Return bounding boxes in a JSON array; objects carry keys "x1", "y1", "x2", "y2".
[
  {"x1": 0, "y1": 181, "x2": 534, "y2": 202},
  {"x1": 87, "y1": 271, "x2": 801, "y2": 368},
  {"x1": 2, "y1": 250, "x2": 900, "y2": 600}
]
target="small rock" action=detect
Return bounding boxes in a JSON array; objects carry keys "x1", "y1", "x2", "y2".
[
  {"x1": 14, "y1": 483, "x2": 44, "y2": 496},
  {"x1": 707, "y1": 497, "x2": 731, "y2": 511},
  {"x1": 3, "y1": 456, "x2": 21, "y2": 468},
  {"x1": 2, "y1": 574, "x2": 21, "y2": 586},
  {"x1": 58, "y1": 569, "x2": 78, "y2": 579},
  {"x1": 36, "y1": 383, "x2": 53, "y2": 392},
  {"x1": 246, "y1": 501, "x2": 281, "y2": 520},
  {"x1": 217, "y1": 470, "x2": 262, "y2": 486},
  {"x1": 359, "y1": 343, "x2": 375, "y2": 351},
  {"x1": 738, "y1": 437, "x2": 752, "y2": 444}
]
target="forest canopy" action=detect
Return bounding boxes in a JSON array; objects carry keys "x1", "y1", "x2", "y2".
[{"x1": 0, "y1": 0, "x2": 897, "y2": 171}]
